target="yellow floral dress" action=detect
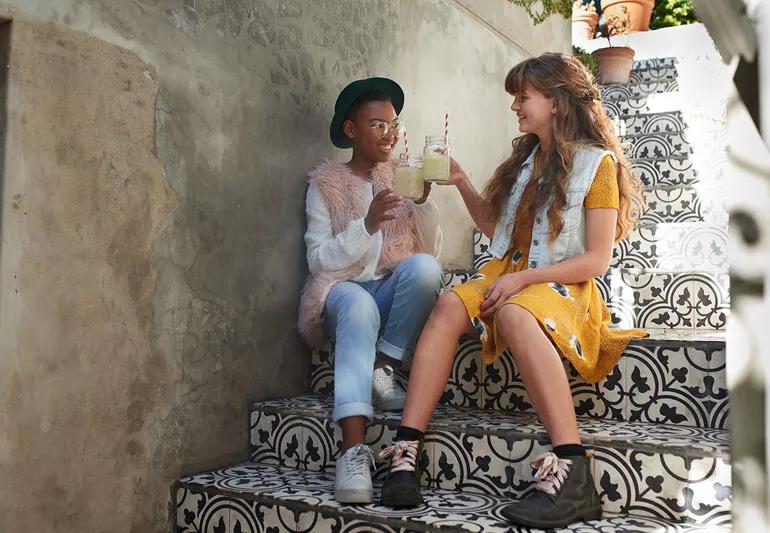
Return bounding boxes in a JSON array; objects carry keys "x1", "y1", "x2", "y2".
[{"x1": 451, "y1": 156, "x2": 647, "y2": 384}]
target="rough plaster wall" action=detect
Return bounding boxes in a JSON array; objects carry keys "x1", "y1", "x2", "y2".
[
  {"x1": 0, "y1": 1, "x2": 569, "y2": 531},
  {"x1": 0, "y1": 21, "x2": 177, "y2": 531}
]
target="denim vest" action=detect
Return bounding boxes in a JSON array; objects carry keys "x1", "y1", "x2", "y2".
[{"x1": 489, "y1": 144, "x2": 616, "y2": 268}]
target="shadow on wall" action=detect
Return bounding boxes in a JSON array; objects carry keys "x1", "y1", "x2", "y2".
[{"x1": 0, "y1": 20, "x2": 10, "y2": 303}]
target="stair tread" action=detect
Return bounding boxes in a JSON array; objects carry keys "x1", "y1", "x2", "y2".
[
  {"x1": 176, "y1": 461, "x2": 730, "y2": 533},
  {"x1": 629, "y1": 327, "x2": 725, "y2": 346},
  {"x1": 252, "y1": 394, "x2": 729, "y2": 458}
]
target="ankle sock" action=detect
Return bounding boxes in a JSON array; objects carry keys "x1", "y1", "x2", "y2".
[
  {"x1": 395, "y1": 425, "x2": 424, "y2": 442},
  {"x1": 553, "y1": 443, "x2": 586, "y2": 458}
]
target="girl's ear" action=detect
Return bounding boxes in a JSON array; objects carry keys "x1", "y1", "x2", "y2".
[
  {"x1": 551, "y1": 99, "x2": 558, "y2": 115},
  {"x1": 343, "y1": 118, "x2": 356, "y2": 142}
]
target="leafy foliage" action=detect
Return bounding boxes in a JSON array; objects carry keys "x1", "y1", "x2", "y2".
[
  {"x1": 572, "y1": 45, "x2": 600, "y2": 80},
  {"x1": 650, "y1": 0, "x2": 698, "y2": 30},
  {"x1": 507, "y1": 0, "x2": 573, "y2": 25}
]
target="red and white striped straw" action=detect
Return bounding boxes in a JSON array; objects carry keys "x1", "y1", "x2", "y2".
[
  {"x1": 444, "y1": 105, "x2": 449, "y2": 143},
  {"x1": 404, "y1": 127, "x2": 409, "y2": 159}
]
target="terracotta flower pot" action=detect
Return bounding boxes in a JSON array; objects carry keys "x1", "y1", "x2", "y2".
[
  {"x1": 600, "y1": 0, "x2": 654, "y2": 33},
  {"x1": 591, "y1": 46, "x2": 636, "y2": 84},
  {"x1": 572, "y1": 11, "x2": 600, "y2": 41}
]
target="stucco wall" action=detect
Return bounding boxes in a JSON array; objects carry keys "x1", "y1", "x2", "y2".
[{"x1": 0, "y1": 1, "x2": 568, "y2": 531}]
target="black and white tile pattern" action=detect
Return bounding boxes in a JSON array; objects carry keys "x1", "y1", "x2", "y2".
[
  {"x1": 616, "y1": 111, "x2": 687, "y2": 136},
  {"x1": 247, "y1": 394, "x2": 730, "y2": 525},
  {"x1": 594, "y1": 449, "x2": 731, "y2": 526},
  {"x1": 641, "y1": 185, "x2": 728, "y2": 225},
  {"x1": 602, "y1": 79, "x2": 679, "y2": 102},
  {"x1": 597, "y1": 269, "x2": 729, "y2": 330},
  {"x1": 624, "y1": 131, "x2": 692, "y2": 159},
  {"x1": 632, "y1": 156, "x2": 699, "y2": 188},
  {"x1": 176, "y1": 459, "x2": 730, "y2": 531},
  {"x1": 309, "y1": 332, "x2": 729, "y2": 430},
  {"x1": 612, "y1": 223, "x2": 728, "y2": 272},
  {"x1": 627, "y1": 64, "x2": 679, "y2": 85},
  {"x1": 633, "y1": 57, "x2": 678, "y2": 71},
  {"x1": 603, "y1": 92, "x2": 682, "y2": 118}
]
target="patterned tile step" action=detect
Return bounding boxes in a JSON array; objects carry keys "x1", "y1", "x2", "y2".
[
  {"x1": 175, "y1": 462, "x2": 731, "y2": 532},
  {"x1": 632, "y1": 58, "x2": 677, "y2": 71},
  {"x1": 640, "y1": 185, "x2": 727, "y2": 226},
  {"x1": 626, "y1": 64, "x2": 679, "y2": 85},
  {"x1": 603, "y1": 92, "x2": 684, "y2": 118},
  {"x1": 601, "y1": 78, "x2": 679, "y2": 102},
  {"x1": 632, "y1": 156, "x2": 699, "y2": 188},
  {"x1": 248, "y1": 395, "x2": 731, "y2": 524},
  {"x1": 449, "y1": 336, "x2": 727, "y2": 429},
  {"x1": 612, "y1": 223, "x2": 728, "y2": 272},
  {"x1": 597, "y1": 269, "x2": 729, "y2": 330},
  {"x1": 622, "y1": 131, "x2": 692, "y2": 159},
  {"x1": 614, "y1": 111, "x2": 687, "y2": 136},
  {"x1": 310, "y1": 330, "x2": 728, "y2": 429}
]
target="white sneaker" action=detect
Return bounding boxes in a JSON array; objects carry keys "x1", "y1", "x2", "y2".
[
  {"x1": 335, "y1": 444, "x2": 375, "y2": 503},
  {"x1": 372, "y1": 365, "x2": 407, "y2": 411}
]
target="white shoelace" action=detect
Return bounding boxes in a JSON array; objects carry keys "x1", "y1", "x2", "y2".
[
  {"x1": 378, "y1": 440, "x2": 419, "y2": 473},
  {"x1": 344, "y1": 444, "x2": 375, "y2": 477},
  {"x1": 531, "y1": 452, "x2": 573, "y2": 496},
  {"x1": 373, "y1": 365, "x2": 402, "y2": 395}
]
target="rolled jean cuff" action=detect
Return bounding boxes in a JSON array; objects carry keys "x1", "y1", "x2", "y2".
[
  {"x1": 377, "y1": 338, "x2": 408, "y2": 361},
  {"x1": 332, "y1": 401, "x2": 373, "y2": 423}
]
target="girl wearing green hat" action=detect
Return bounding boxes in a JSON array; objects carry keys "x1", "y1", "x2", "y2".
[{"x1": 298, "y1": 78, "x2": 443, "y2": 504}]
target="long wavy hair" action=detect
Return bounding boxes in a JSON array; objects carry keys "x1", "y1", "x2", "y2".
[{"x1": 481, "y1": 53, "x2": 643, "y2": 243}]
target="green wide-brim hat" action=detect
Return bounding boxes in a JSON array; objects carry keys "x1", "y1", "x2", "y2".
[{"x1": 329, "y1": 77, "x2": 405, "y2": 149}]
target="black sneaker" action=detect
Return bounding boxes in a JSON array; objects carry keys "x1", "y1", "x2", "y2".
[
  {"x1": 500, "y1": 452, "x2": 602, "y2": 528},
  {"x1": 379, "y1": 440, "x2": 424, "y2": 507}
]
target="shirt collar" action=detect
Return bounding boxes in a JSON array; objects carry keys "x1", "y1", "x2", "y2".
[{"x1": 521, "y1": 143, "x2": 540, "y2": 168}]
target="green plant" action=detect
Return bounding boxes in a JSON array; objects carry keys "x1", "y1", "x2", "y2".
[
  {"x1": 507, "y1": 0, "x2": 573, "y2": 25},
  {"x1": 650, "y1": 0, "x2": 698, "y2": 29},
  {"x1": 572, "y1": 45, "x2": 599, "y2": 80}
]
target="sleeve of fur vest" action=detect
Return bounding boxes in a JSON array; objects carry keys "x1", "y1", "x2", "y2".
[{"x1": 412, "y1": 198, "x2": 443, "y2": 258}]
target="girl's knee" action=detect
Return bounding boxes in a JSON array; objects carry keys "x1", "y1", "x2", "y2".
[
  {"x1": 401, "y1": 253, "x2": 443, "y2": 292},
  {"x1": 335, "y1": 293, "x2": 380, "y2": 330},
  {"x1": 495, "y1": 304, "x2": 536, "y2": 336},
  {"x1": 431, "y1": 291, "x2": 472, "y2": 333}
]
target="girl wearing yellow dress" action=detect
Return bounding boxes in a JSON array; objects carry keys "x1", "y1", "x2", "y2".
[{"x1": 379, "y1": 53, "x2": 647, "y2": 528}]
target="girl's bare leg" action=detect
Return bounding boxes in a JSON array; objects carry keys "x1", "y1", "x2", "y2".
[
  {"x1": 400, "y1": 291, "x2": 474, "y2": 431},
  {"x1": 495, "y1": 303, "x2": 580, "y2": 445}
]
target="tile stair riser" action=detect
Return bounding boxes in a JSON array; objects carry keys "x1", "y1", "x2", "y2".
[
  {"x1": 309, "y1": 338, "x2": 728, "y2": 430},
  {"x1": 615, "y1": 111, "x2": 687, "y2": 136},
  {"x1": 612, "y1": 223, "x2": 727, "y2": 272},
  {"x1": 175, "y1": 464, "x2": 732, "y2": 533},
  {"x1": 601, "y1": 78, "x2": 679, "y2": 101}
]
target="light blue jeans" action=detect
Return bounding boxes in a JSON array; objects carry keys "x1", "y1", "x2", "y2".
[{"x1": 323, "y1": 253, "x2": 443, "y2": 423}]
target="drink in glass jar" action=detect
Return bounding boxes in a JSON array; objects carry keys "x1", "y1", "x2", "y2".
[
  {"x1": 393, "y1": 154, "x2": 424, "y2": 199},
  {"x1": 422, "y1": 135, "x2": 450, "y2": 183}
]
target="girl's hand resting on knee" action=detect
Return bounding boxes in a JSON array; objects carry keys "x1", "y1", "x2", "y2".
[{"x1": 479, "y1": 272, "x2": 532, "y2": 319}]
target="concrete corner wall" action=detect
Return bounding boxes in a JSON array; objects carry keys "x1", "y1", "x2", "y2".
[{"x1": 0, "y1": 1, "x2": 569, "y2": 531}]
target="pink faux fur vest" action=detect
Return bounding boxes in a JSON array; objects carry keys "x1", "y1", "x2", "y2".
[{"x1": 297, "y1": 160, "x2": 421, "y2": 345}]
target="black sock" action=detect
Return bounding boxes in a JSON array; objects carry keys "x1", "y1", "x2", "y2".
[
  {"x1": 553, "y1": 443, "x2": 586, "y2": 458},
  {"x1": 395, "y1": 425, "x2": 424, "y2": 442}
]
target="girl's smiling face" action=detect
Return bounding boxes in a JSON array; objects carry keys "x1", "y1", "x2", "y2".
[{"x1": 511, "y1": 81, "x2": 557, "y2": 140}]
